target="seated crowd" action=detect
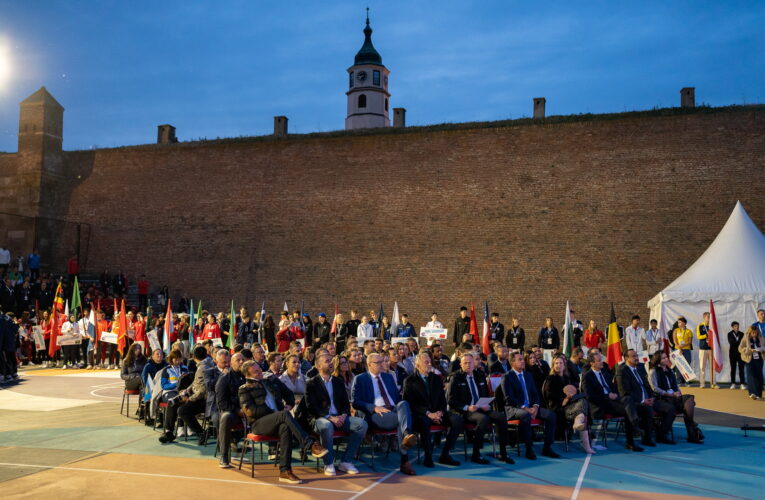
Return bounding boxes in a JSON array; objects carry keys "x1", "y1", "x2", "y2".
[{"x1": 113, "y1": 308, "x2": 708, "y2": 485}]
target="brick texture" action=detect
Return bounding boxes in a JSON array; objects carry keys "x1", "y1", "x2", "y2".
[{"x1": 2, "y1": 108, "x2": 764, "y2": 330}]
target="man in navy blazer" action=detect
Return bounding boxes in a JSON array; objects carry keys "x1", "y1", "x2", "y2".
[
  {"x1": 502, "y1": 352, "x2": 560, "y2": 460},
  {"x1": 352, "y1": 352, "x2": 418, "y2": 475}
]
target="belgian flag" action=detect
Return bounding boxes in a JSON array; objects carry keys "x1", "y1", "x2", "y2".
[
  {"x1": 606, "y1": 303, "x2": 623, "y2": 368},
  {"x1": 53, "y1": 281, "x2": 65, "y2": 313}
]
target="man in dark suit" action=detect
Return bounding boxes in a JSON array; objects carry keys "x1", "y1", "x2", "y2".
[
  {"x1": 616, "y1": 349, "x2": 675, "y2": 446},
  {"x1": 501, "y1": 351, "x2": 559, "y2": 460},
  {"x1": 215, "y1": 352, "x2": 245, "y2": 468},
  {"x1": 305, "y1": 352, "x2": 368, "y2": 476},
  {"x1": 447, "y1": 354, "x2": 513, "y2": 464},
  {"x1": 351, "y1": 352, "x2": 418, "y2": 475},
  {"x1": 489, "y1": 344, "x2": 511, "y2": 374},
  {"x1": 202, "y1": 349, "x2": 228, "y2": 443},
  {"x1": 239, "y1": 360, "x2": 327, "y2": 484},
  {"x1": 403, "y1": 353, "x2": 461, "y2": 467},
  {"x1": 581, "y1": 351, "x2": 643, "y2": 451}
]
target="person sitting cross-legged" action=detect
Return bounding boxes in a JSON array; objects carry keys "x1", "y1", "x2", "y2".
[
  {"x1": 351, "y1": 352, "x2": 419, "y2": 475},
  {"x1": 501, "y1": 351, "x2": 559, "y2": 460},
  {"x1": 239, "y1": 360, "x2": 328, "y2": 484},
  {"x1": 448, "y1": 353, "x2": 514, "y2": 464},
  {"x1": 403, "y1": 352, "x2": 462, "y2": 467},
  {"x1": 305, "y1": 352, "x2": 368, "y2": 476}
]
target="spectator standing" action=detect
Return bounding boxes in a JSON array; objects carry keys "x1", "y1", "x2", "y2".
[
  {"x1": 727, "y1": 322, "x2": 746, "y2": 390},
  {"x1": 27, "y1": 249, "x2": 40, "y2": 281}
]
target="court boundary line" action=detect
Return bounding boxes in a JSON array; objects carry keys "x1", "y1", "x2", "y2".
[
  {"x1": 570, "y1": 437, "x2": 596, "y2": 500},
  {"x1": 346, "y1": 469, "x2": 398, "y2": 500},
  {"x1": 0, "y1": 461, "x2": 359, "y2": 494}
]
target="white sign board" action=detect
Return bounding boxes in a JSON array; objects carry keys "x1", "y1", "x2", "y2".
[
  {"x1": 58, "y1": 334, "x2": 81, "y2": 346},
  {"x1": 670, "y1": 350, "x2": 697, "y2": 382},
  {"x1": 32, "y1": 326, "x2": 45, "y2": 351},
  {"x1": 99, "y1": 331, "x2": 118, "y2": 345}
]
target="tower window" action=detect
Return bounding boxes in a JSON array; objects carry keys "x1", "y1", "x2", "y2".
[
  {"x1": 358, "y1": 94, "x2": 367, "y2": 108},
  {"x1": 349, "y1": 71, "x2": 354, "y2": 88},
  {"x1": 373, "y1": 70, "x2": 380, "y2": 86},
  {"x1": 385, "y1": 98, "x2": 388, "y2": 111}
]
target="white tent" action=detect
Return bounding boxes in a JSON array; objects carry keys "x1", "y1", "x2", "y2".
[{"x1": 647, "y1": 201, "x2": 765, "y2": 383}]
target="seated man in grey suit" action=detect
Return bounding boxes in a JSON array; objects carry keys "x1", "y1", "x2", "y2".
[{"x1": 351, "y1": 352, "x2": 418, "y2": 475}]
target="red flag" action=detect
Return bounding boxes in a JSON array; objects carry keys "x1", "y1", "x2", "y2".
[
  {"x1": 481, "y1": 301, "x2": 491, "y2": 356},
  {"x1": 330, "y1": 303, "x2": 339, "y2": 335},
  {"x1": 48, "y1": 307, "x2": 60, "y2": 358},
  {"x1": 117, "y1": 299, "x2": 128, "y2": 355},
  {"x1": 53, "y1": 281, "x2": 65, "y2": 312},
  {"x1": 469, "y1": 303, "x2": 478, "y2": 344},
  {"x1": 709, "y1": 300, "x2": 724, "y2": 373}
]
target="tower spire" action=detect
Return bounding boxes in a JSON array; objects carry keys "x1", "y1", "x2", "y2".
[{"x1": 355, "y1": 8, "x2": 381, "y2": 65}]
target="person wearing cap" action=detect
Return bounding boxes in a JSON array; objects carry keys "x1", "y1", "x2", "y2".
[{"x1": 313, "y1": 312, "x2": 331, "y2": 347}]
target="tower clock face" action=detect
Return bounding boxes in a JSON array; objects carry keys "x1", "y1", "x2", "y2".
[{"x1": 356, "y1": 70, "x2": 367, "y2": 81}]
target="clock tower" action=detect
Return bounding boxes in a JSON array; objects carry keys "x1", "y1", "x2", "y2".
[{"x1": 345, "y1": 11, "x2": 390, "y2": 130}]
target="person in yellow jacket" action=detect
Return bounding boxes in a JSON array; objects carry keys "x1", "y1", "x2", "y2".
[
  {"x1": 696, "y1": 312, "x2": 718, "y2": 389},
  {"x1": 673, "y1": 317, "x2": 693, "y2": 386}
]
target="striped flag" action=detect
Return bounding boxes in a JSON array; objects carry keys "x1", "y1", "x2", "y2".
[
  {"x1": 226, "y1": 300, "x2": 235, "y2": 349},
  {"x1": 708, "y1": 300, "x2": 724, "y2": 373},
  {"x1": 163, "y1": 299, "x2": 173, "y2": 355},
  {"x1": 53, "y1": 281, "x2": 65, "y2": 312},
  {"x1": 189, "y1": 299, "x2": 195, "y2": 348},
  {"x1": 330, "y1": 304, "x2": 339, "y2": 335},
  {"x1": 562, "y1": 301, "x2": 574, "y2": 357},
  {"x1": 481, "y1": 301, "x2": 491, "y2": 356},
  {"x1": 606, "y1": 303, "x2": 623, "y2": 368}
]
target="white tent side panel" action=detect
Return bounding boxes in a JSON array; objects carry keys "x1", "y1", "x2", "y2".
[{"x1": 649, "y1": 293, "x2": 765, "y2": 383}]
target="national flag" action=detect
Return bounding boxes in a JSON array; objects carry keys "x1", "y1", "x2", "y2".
[
  {"x1": 299, "y1": 300, "x2": 305, "y2": 332},
  {"x1": 64, "y1": 299, "x2": 69, "y2": 319},
  {"x1": 196, "y1": 300, "x2": 202, "y2": 320},
  {"x1": 468, "y1": 303, "x2": 478, "y2": 344},
  {"x1": 117, "y1": 299, "x2": 128, "y2": 355},
  {"x1": 377, "y1": 303, "x2": 385, "y2": 338},
  {"x1": 330, "y1": 304, "x2": 339, "y2": 335},
  {"x1": 562, "y1": 301, "x2": 574, "y2": 357},
  {"x1": 390, "y1": 301, "x2": 400, "y2": 337},
  {"x1": 163, "y1": 299, "x2": 173, "y2": 355},
  {"x1": 709, "y1": 300, "x2": 724, "y2": 373},
  {"x1": 606, "y1": 303, "x2": 623, "y2": 368},
  {"x1": 481, "y1": 301, "x2": 491, "y2": 356},
  {"x1": 188, "y1": 299, "x2": 195, "y2": 348},
  {"x1": 71, "y1": 276, "x2": 82, "y2": 316},
  {"x1": 87, "y1": 307, "x2": 96, "y2": 344},
  {"x1": 226, "y1": 300, "x2": 235, "y2": 349},
  {"x1": 53, "y1": 281, "x2": 65, "y2": 312},
  {"x1": 258, "y1": 301, "x2": 266, "y2": 344},
  {"x1": 48, "y1": 307, "x2": 60, "y2": 358},
  {"x1": 283, "y1": 301, "x2": 289, "y2": 313}
]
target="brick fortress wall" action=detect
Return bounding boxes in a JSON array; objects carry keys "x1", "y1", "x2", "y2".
[{"x1": 7, "y1": 107, "x2": 765, "y2": 328}]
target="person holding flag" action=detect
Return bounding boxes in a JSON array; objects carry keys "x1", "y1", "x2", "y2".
[{"x1": 696, "y1": 311, "x2": 719, "y2": 389}]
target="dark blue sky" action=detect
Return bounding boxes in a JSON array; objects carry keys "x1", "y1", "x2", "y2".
[{"x1": 0, "y1": 0, "x2": 762, "y2": 152}]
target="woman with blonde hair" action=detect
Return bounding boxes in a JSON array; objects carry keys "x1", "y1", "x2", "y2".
[
  {"x1": 739, "y1": 326, "x2": 763, "y2": 400},
  {"x1": 542, "y1": 354, "x2": 595, "y2": 454}
]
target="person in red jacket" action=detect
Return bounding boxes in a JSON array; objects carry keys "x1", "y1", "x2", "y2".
[
  {"x1": 276, "y1": 312, "x2": 304, "y2": 353},
  {"x1": 202, "y1": 314, "x2": 221, "y2": 340},
  {"x1": 134, "y1": 312, "x2": 147, "y2": 354}
]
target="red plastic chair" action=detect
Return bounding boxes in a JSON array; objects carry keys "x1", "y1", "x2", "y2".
[
  {"x1": 238, "y1": 433, "x2": 280, "y2": 478},
  {"x1": 506, "y1": 417, "x2": 542, "y2": 456}
]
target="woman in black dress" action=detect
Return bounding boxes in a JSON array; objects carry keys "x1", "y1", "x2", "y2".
[{"x1": 542, "y1": 354, "x2": 595, "y2": 454}]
